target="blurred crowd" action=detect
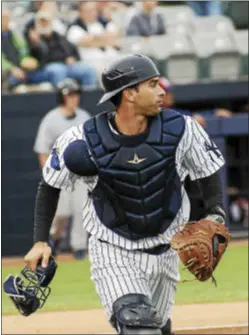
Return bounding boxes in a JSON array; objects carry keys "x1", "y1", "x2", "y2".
[{"x1": 2, "y1": 0, "x2": 244, "y2": 94}]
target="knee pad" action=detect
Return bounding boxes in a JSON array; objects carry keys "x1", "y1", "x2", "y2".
[
  {"x1": 111, "y1": 294, "x2": 162, "y2": 335},
  {"x1": 161, "y1": 319, "x2": 172, "y2": 335}
]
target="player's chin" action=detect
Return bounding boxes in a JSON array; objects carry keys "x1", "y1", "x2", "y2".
[{"x1": 150, "y1": 106, "x2": 162, "y2": 115}]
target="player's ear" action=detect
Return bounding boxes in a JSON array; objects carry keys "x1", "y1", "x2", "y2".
[{"x1": 123, "y1": 88, "x2": 136, "y2": 103}]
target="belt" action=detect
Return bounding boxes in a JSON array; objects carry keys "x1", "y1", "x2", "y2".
[
  {"x1": 99, "y1": 239, "x2": 170, "y2": 255},
  {"x1": 141, "y1": 244, "x2": 171, "y2": 255}
]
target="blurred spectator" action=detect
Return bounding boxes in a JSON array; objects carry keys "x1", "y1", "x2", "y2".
[
  {"x1": 96, "y1": 1, "x2": 113, "y2": 27},
  {"x1": 96, "y1": 1, "x2": 135, "y2": 27},
  {"x1": 186, "y1": 1, "x2": 223, "y2": 16},
  {"x1": 27, "y1": 10, "x2": 98, "y2": 89},
  {"x1": 159, "y1": 77, "x2": 233, "y2": 127},
  {"x1": 1, "y1": 8, "x2": 50, "y2": 92},
  {"x1": 126, "y1": 1, "x2": 166, "y2": 37},
  {"x1": 67, "y1": 1, "x2": 120, "y2": 80},
  {"x1": 34, "y1": 78, "x2": 90, "y2": 259},
  {"x1": 24, "y1": 0, "x2": 67, "y2": 43}
]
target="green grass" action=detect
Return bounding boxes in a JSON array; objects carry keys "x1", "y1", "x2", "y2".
[{"x1": 2, "y1": 244, "x2": 248, "y2": 315}]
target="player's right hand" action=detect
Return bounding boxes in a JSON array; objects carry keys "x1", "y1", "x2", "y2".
[{"x1": 24, "y1": 242, "x2": 52, "y2": 271}]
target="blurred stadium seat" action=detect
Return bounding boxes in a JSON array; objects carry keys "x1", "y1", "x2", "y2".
[
  {"x1": 119, "y1": 36, "x2": 151, "y2": 55},
  {"x1": 156, "y1": 5, "x2": 196, "y2": 25},
  {"x1": 192, "y1": 15, "x2": 236, "y2": 36},
  {"x1": 166, "y1": 21, "x2": 193, "y2": 36},
  {"x1": 192, "y1": 32, "x2": 241, "y2": 80},
  {"x1": 149, "y1": 35, "x2": 198, "y2": 83},
  {"x1": 234, "y1": 30, "x2": 249, "y2": 77}
]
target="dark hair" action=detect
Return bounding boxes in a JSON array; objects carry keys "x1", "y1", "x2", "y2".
[{"x1": 110, "y1": 84, "x2": 139, "y2": 108}]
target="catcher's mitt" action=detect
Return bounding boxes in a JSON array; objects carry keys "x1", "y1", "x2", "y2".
[{"x1": 170, "y1": 219, "x2": 230, "y2": 284}]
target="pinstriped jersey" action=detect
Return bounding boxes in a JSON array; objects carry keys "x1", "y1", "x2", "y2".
[{"x1": 43, "y1": 114, "x2": 225, "y2": 250}]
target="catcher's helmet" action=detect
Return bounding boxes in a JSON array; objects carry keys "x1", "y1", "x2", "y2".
[
  {"x1": 98, "y1": 54, "x2": 160, "y2": 104},
  {"x1": 57, "y1": 78, "x2": 81, "y2": 105},
  {"x1": 3, "y1": 257, "x2": 57, "y2": 317}
]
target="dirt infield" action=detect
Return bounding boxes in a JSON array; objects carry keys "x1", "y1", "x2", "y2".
[{"x1": 2, "y1": 302, "x2": 248, "y2": 334}]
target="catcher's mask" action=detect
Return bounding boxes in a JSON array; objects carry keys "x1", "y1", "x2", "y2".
[{"x1": 3, "y1": 257, "x2": 57, "y2": 317}]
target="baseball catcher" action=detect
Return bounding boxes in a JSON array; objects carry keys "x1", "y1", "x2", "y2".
[{"x1": 6, "y1": 54, "x2": 231, "y2": 334}]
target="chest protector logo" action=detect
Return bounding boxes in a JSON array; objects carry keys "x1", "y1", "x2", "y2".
[{"x1": 84, "y1": 109, "x2": 185, "y2": 240}]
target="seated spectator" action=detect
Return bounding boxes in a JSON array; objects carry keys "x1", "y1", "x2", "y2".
[
  {"x1": 27, "y1": 10, "x2": 98, "y2": 89},
  {"x1": 24, "y1": 0, "x2": 68, "y2": 43},
  {"x1": 67, "y1": 1, "x2": 120, "y2": 79},
  {"x1": 96, "y1": 1, "x2": 112, "y2": 27},
  {"x1": 1, "y1": 8, "x2": 50, "y2": 92},
  {"x1": 159, "y1": 77, "x2": 232, "y2": 127},
  {"x1": 96, "y1": 1, "x2": 135, "y2": 27},
  {"x1": 126, "y1": 1, "x2": 166, "y2": 37}
]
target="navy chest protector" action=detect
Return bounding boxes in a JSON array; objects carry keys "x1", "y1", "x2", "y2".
[{"x1": 84, "y1": 109, "x2": 185, "y2": 240}]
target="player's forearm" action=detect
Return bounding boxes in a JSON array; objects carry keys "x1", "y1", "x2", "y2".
[
  {"x1": 33, "y1": 178, "x2": 60, "y2": 243},
  {"x1": 195, "y1": 171, "x2": 226, "y2": 220}
]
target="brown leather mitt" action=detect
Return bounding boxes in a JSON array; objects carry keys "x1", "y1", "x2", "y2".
[{"x1": 171, "y1": 219, "x2": 230, "y2": 283}]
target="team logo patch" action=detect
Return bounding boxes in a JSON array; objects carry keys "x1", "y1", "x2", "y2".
[
  {"x1": 204, "y1": 140, "x2": 221, "y2": 160},
  {"x1": 50, "y1": 147, "x2": 61, "y2": 170}
]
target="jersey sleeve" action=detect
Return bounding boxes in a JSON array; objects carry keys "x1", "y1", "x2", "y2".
[
  {"x1": 42, "y1": 125, "x2": 84, "y2": 192},
  {"x1": 179, "y1": 116, "x2": 225, "y2": 181}
]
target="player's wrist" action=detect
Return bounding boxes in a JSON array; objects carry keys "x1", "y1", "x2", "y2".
[
  {"x1": 205, "y1": 205, "x2": 226, "y2": 223},
  {"x1": 205, "y1": 214, "x2": 225, "y2": 224}
]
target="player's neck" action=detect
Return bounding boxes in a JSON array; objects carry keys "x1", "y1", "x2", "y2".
[{"x1": 114, "y1": 107, "x2": 148, "y2": 135}]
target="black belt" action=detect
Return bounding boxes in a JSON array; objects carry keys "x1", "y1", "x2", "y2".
[
  {"x1": 141, "y1": 244, "x2": 171, "y2": 255},
  {"x1": 99, "y1": 239, "x2": 170, "y2": 255}
]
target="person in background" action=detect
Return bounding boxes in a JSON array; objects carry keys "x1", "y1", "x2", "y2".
[
  {"x1": 27, "y1": 10, "x2": 98, "y2": 89},
  {"x1": 67, "y1": 1, "x2": 120, "y2": 81},
  {"x1": 1, "y1": 8, "x2": 50, "y2": 92},
  {"x1": 159, "y1": 76, "x2": 233, "y2": 127},
  {"x1": 33, "y1": 78, "x2": 91, "y2": 259},
  {"x1": 24, "y1": 0, "x2": 67, "y2": 42},
  {"x1": 186, "y1": 1, "x2": 223, "y2": 16},
  {"x1": 126, "y1": 1, "x2": 166, "y2": 37}
]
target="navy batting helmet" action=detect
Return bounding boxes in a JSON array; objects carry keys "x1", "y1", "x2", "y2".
[
  {"x1": 57, "y1": 78, "x2": 81, "y2": 105},
  {"x1": 98, "y1": 54, "x2": 160, "y2": 104}
]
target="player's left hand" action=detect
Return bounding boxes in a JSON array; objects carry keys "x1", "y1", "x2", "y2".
[{"x1": 170, "y1": 219, "x2": 230, "y2": 284}]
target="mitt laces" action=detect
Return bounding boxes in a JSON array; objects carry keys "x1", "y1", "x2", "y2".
[{"x1": 180, "y1": 261, "x2": 217, "y2": 286}]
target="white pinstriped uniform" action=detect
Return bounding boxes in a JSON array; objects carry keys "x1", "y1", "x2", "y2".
[{"x1": 43, "y1": 114, "x2": 225, "y2": 326}]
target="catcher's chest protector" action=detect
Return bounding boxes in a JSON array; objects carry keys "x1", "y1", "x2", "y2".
[{"x1": 84, "y1": 109, "x2": 185, "y2": 240}]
